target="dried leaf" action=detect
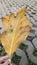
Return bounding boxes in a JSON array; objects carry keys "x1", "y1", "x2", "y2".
[{"x1": 1, "y1": 7, "x2": 31, "y2": 56}]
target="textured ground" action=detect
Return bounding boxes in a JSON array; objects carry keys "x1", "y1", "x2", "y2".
[{"x1": 0, "y1": 0, "x2": 37, "y2": 65}]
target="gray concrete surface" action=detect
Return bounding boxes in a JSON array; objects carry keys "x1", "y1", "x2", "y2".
[{"x1": 0, "y1": 0, "x2": 37, "y2": 65}]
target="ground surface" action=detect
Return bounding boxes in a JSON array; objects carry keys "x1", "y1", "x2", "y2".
[{"x1": 0, "y1": 0, "x2": 37, "y2": 65}]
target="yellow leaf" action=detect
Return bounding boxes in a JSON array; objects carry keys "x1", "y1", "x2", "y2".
[{"x1": 1, "y1": 7, "x2": 31, "y2": 56}]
